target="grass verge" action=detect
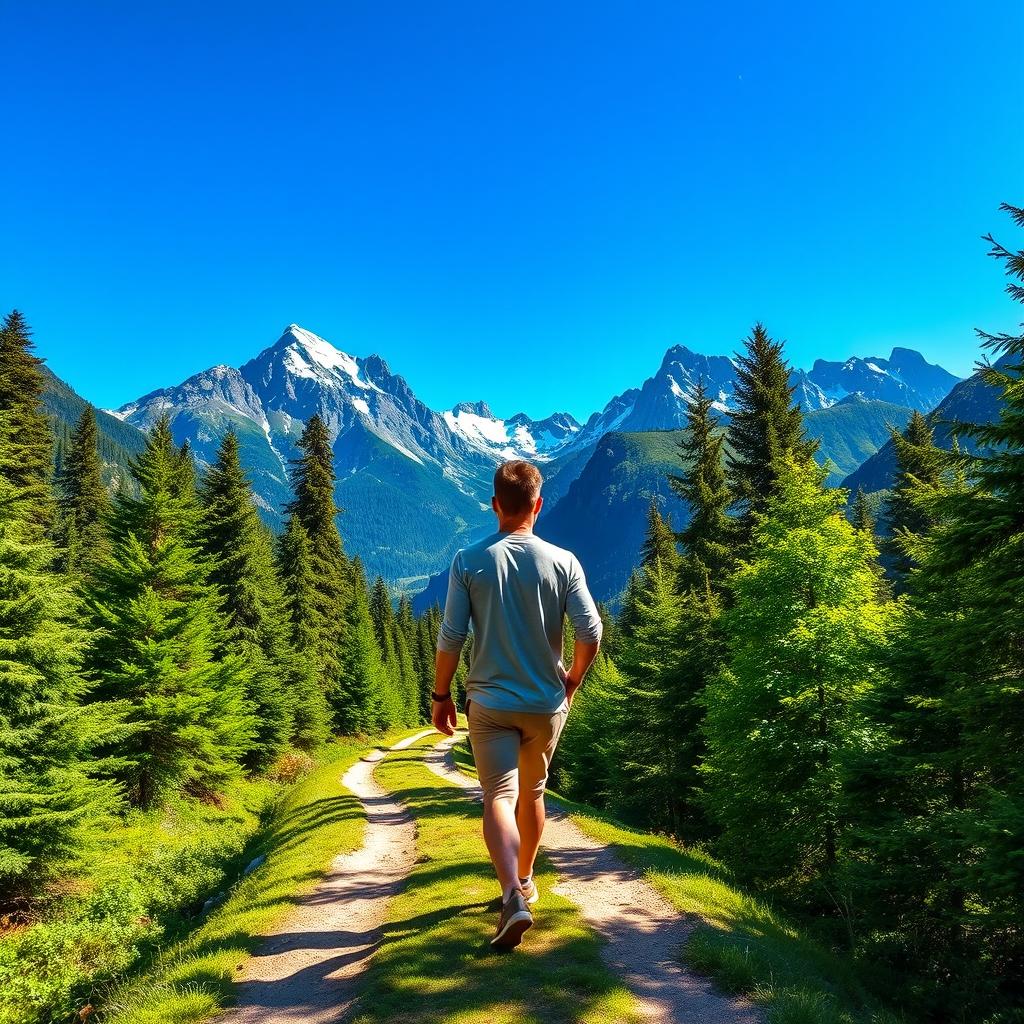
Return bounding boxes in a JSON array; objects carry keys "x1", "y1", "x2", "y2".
[
  {"x1": 351, "y1": 732, "x2": 641, "y2": 1024},
  {"x1": 452, "y1": 737, "x2": 901, "y2": 1024},
  {"x1": 456, "y1": 735, "x2": 902, "y2": 1024},
  {"x1": 566, "y1": 811, "x2": 905, "y2": 1024},
  {"x1": 98, "y1": 731, "x2": 409, "y2": 1024},
  {"x1": 1, "y1": 775, "x2": 280, "y2": 1024}
]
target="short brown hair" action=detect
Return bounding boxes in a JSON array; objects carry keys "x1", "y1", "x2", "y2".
[{"x1": 493, "y1": 460, "x2": 543, "y2": 515}]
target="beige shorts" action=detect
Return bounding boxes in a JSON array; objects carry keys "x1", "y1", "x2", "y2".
[{"x1": 466, "y1": 699, "x2": 569, "y2": 806}]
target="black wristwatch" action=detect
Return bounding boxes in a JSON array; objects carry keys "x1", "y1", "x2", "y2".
[{"x1": 431, "y1": 690, "x2": 453, "y2": 703}]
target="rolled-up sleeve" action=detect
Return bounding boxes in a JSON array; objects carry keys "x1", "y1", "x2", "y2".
[
  {"x1": 437, "y1": 549, "x2": 471, "y2": 652},
  {"x1": 566, "y1": 554, "x2": 603, "y2": 643}
]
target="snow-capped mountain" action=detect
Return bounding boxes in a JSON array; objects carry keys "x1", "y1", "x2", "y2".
[
  {"x1": 114, "y1": 323, "x2": 962, "y2": 593},
  {"x1": 115, "y1": 325, "x2": 593, "y2": 584},
  {"x1": 442, "y1": 400, "x2": 582, "y2": 462},
  {"x1": 804, "y1": 347, "x2": 960, "y2": 412}
]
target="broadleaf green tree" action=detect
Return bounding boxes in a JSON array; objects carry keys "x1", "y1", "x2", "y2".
[{"x1": 701, "y1": 458, "x2": 894, "y2": 891}]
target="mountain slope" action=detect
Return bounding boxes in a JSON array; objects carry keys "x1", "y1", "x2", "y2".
[
  {"x1": 334, "y1": 419, "x2": 490, "y2": 591},
  {"x1": 804, "y1": 396, "x2": 915, "y2": 485},
  {"x1": 42, "y1": 365, "x2": 147, "y2": 493},
  {"x1": 537, "y1": 430, "x2": 690, "y2": 607},
  {"x1": 805, "y1": 348, "x2": 959, "y2": 411},
  {"x1": 842, "y1": 354, "x2": 1010, "y2": 495}
]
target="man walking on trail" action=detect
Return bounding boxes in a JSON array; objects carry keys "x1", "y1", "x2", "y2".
[{"x1": 432, "y1": 459, "x2": 603, "y2": 950}]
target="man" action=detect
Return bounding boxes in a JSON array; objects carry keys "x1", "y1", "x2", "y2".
[{"x1": 432, "y1": 459, "x2": 603, "y2": 949}]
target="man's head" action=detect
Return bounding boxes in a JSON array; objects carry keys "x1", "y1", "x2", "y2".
[{"x1": 492, "y1": 459, "x2": 543, "y2": 526}]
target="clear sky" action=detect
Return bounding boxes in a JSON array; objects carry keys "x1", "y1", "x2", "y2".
[{"x1": 3, "y1": 1, "x2": 1023, "y2": 421}]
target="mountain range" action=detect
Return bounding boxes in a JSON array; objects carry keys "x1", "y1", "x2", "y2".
[{"x1": 37, "y1": 323, "x2": 978, "y2": 605}]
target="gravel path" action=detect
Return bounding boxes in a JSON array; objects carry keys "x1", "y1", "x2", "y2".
[
  {"x1": 426, "y1": 732, "x2": 763, "y2": 1024},
  {"x1": 221, "y1": 729, "x2": 435, "y2": 1024}
]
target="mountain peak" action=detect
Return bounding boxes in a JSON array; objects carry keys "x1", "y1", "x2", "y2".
[
  {"x1": 451, "y1": 400, "x2": 495, "y2": 418},
  {"x1": 264, "y1": 324, "x2": 376, "y2": 390},
  {"x1": 661, "y1": 342, "x2": 732, "y2": 362}
]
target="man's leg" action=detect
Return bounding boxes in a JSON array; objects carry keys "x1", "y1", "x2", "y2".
[
  {"x1": 515, "y1": 706, "x2": 570, "y2": 884},
  {"x1": 467, "y1": 703, "x2": 525, "y2": 901},
  {"x1": 482, "y1": 795, "x2": 521, "y2": 901},
  {"x1": 515, "y1": 791, "x2": 545, "y2": 883}
]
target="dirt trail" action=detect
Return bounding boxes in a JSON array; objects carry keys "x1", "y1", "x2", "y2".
[
  {"x1": 426, "y1": 732, "x2": 762, "y2": 1024},
  {"x1": 220, "y1": 729, "x2": 435, "y2": 1024}
]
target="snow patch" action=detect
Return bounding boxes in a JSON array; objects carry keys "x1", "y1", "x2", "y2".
[
  {"x1": 282, "y1": 325, "x2": 380, "y2": 391},
  {"x1": 352, "y1": 397, "x2": 370, "y2": 416},
  {"x1": 444, "y1": 409, "x2": 510, "y2": 445}
]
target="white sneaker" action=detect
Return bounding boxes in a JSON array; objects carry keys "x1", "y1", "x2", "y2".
[{"x1": 519, "y1": 877, "x2": 539, "y2": 905}]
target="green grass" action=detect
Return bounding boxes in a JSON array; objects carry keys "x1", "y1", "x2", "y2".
[
  {"x1": 351, "y1": 731, "x2": 641, "y2": 1024},
  {"x1": 565, "y1": 812, "x2": 904, "y2": 1024},
  {"x1": 456, "y1": 737, "x2": 903, "y2": 1024},
  {"x1": 98, "y1": 732, "x2": 410, "y2": 1024},
  {"x1": 0, "y1": 774, "x2": 280, "y2": 1024}
]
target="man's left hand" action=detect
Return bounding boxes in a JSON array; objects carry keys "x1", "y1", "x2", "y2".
[{"x1": 432, "y1": 695, "x2": 457, "y2": 736}]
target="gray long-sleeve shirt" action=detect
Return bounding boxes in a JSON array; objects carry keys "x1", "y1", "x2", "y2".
[{"x1": 436, "y1": 529, "x2": 603, "y2": 714}]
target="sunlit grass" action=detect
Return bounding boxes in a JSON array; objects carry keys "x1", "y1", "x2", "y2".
[
  {"x1": 351, "y1": 731, "x2": 641, "y2": 1024},
  {"x1": 458, "y1": 735, "x2": 903, "y2": 1024},
  {"x1": 100, "y1": 730, "x2": 411, "y2": 1024}
]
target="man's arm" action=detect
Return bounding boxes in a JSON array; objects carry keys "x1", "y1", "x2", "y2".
[
  {"x1": 432, "y1": 648, "x2": 460, "y2": 736},
  {"x1": 564, "y1": 638, "x2": 600, "y2": 705},
  {"x1": 564, "y1": 554, "x2": 603, "y2": 705},
  {"x1": 433, "y1": 550, "x2": 469, "y2": 736}
]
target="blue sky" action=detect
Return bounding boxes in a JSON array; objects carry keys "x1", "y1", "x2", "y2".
[{"x1": 3, "y1": 1, "x2": 1022, "y2": 421}]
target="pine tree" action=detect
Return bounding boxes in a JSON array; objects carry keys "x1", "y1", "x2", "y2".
[
  {"x1": 589, "y1": 600, "x2": 618, "y2": 662},
  {"x1": 414, "y1": 613, "x2": 435, "y2": 722},
  {"x1": 392, "y1": 594, "x2": 419, "y2": 726},
  {"x1": 0, "y1": 311, "x2": 54, "y2": 537},
  {"x1": 669, "y1": 379, "x2": 735, "y2": 589},
  {"x1": 639, "y1": 499, "x2": 680, "y2": 571},
  {"x1": 614, "y1": 553, "x2": 712, "y2": 837},
  {"x1": 369, "y1": 576, "x2": 397, "y2": 665},
  {"x1": 397, "y1": 595, "x2": 423, "y2": 723},
  {"x1": 726, "y1": 323, "x2": 818, "y2": 544},
  {"x1": 849, "y1": 204, "x2": 1024, "y2": 1016},
  {"x1": 339, "y1": 558, "x2": 389, "y2": 733},
  {"x1": 57, "y1": 407, "x2": 111, "y2": 577},
  {"x1": 850, "y1": 485, "x2": 874, "y2": 535},
  {"x1": 284, "y1": 414, "x2": 350, "y2": 716},
  {"x1": 882, "y1": 410, "x2": 943, "y2": 585},
  {"x1": 275, "y1": 517, "x2": 331, "y2": 747},
  {"x1": 198, "y1": 430, "x2": 295, "y2": 766},
  {"x1": 0, "y1": 423, "x2": 120, "y2": 891},
  {"x1": 369, "y1": 576, "x2": 419, "y2": 727},
  {"x1": 83, "y1": 415, "x2": 255, "y2": 807},
  {"x1": 701, "y1": 458, "x2": 894, "y2": 891},
  {"x1": 551, "y1": 619, "x2": 625, "y2": 808}
]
